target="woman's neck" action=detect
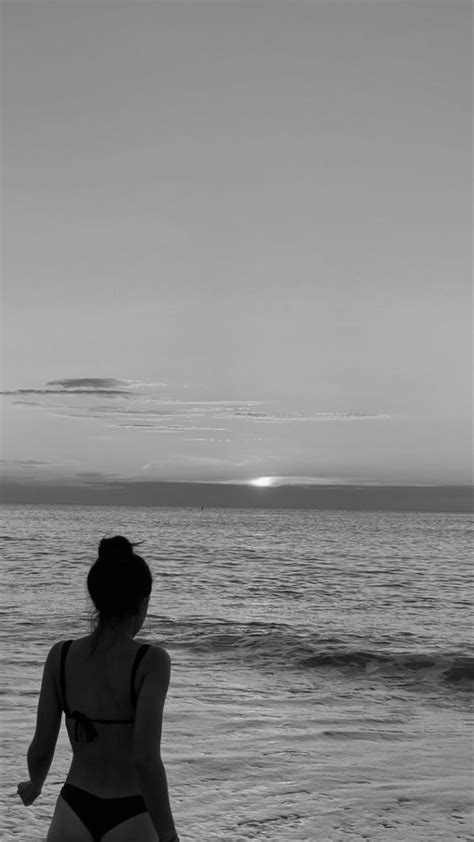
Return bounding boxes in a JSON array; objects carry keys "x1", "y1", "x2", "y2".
[{"x1": 92, "y1": 617, "x2": 137, "y2": 648}]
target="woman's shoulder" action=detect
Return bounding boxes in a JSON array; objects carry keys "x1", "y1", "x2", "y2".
[
  {"x1": 46, "y1": 636, "x2": 96, "y2": 664},
  {"x1": 135, "y1": 639, "x2": 171, "y2": 664},
  {"x1": 41, "y1": 639, "x2": 72, "y2": 681},
  {"x1": 134, "y1": 641, "x2": 171, "y2": 683},
  {"x1": 47, "y1": 638, "x2": 72, "y2": 659},
  {"x1": 52, "y1": 635, "x2": 86, "y2": 647},
  {"x1": 45, "y1": 637, "x2": 80, "y2": 663},
  {"x1": 49, "y1": 636, "x2": 86, "y2": 656}
]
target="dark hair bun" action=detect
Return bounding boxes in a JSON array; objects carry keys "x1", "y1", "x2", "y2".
[
  {"x1": 88, "y1": 535, "x2": 152, "y2": 618},
  {"x1": 98, "y1": 536, "x2": 134, "y2": 563}
]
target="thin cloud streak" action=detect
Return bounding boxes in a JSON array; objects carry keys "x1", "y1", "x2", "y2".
[
  {"x1": 103, "y1": 425, "x2": 228, "y2": 433},
  {"x1": 47, "y1": 377, "x2": 169, "y2": 390},
  {"x1": 48, "y1": 377, "x2": 128, "y2": 390},
  {"x1": 1, "y1": 376, "x2": 168, "y2": 397},
  {"x1": 231, "y1": 410, "x2": 391, "y2": 422},
  {"x1": 1, "y1": 380, "x2": 391, "y2": 428},
  {"x1": 1, "y1": 388, "x2": 131, "y2": 395}
]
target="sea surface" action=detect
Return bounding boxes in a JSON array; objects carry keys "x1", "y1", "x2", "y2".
[{"x1": 1, "y1": 504, "x2": 473, "y2": 841}]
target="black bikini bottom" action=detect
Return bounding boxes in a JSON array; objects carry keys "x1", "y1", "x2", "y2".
[{"x1": 60, "y1": 783, "x2": 147, "y2": 841}]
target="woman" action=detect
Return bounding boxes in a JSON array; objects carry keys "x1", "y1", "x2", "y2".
[{"x1": 17, "y1": 536, "x2": 179, "y2": 842}]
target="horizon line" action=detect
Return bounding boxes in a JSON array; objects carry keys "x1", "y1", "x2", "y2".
[{"x1": 1, "y1": 479, "x2": 472, "y2": 514}]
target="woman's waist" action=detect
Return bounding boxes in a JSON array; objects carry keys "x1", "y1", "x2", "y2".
[{"x1": 66, "y1": 757, "x2": 142, "y2": 799}]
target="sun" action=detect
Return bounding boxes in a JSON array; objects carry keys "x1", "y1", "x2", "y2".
[{"x1": 250, "y1": 476, "x2": 276, "y2": 487}]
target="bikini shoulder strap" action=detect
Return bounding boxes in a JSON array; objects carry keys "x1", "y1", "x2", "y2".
[
  {"x1": 59, "y1": 639, "x2": 73, "y2": 715},
  {"x1": 130, "y1": 644, "x2": 150, "y2": 710}
]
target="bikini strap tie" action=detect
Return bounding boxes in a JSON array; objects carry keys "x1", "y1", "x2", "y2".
[{"x1": 69, "y1": 710, "x2": 99, "y2": 743}]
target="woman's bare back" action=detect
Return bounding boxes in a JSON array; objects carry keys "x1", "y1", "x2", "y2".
[{"x1": 60, "y1": 635, "x2": 155, "y2": 797}]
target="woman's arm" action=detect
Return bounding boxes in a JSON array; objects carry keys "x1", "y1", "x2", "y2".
[
  {"x1": 18, "y1": 643, "x2": 63, "y2": 804},
  {"x1": 133, "y1": 646, "x2": 179, "y2": 842}
]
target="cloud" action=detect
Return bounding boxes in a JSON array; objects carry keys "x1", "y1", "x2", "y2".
[
  {"x1": 2, "y1": 388, "x2": 130, "y2": 396},
  {"x1": 48, "y1": 378, "x2": 127, "y2": 390},
  {"x1": 183, "y1": 437, "x2": 232, "y2": 442},
  {"x1": 47, "y1": 377, "x2": 169, "y2": 391},
  {"x1": 103, "y1": 424, "x2": 228, "y2": 433},
  {"x1": 1, "y1": 377, "x2": 168, "y2": 398},
  {"x1": 1, "y1": 379, "x2": 391, "y2": 433},
  {"x1": 72, "y1": 470, "x2": 124, "y2": 483},
  {"x1": 228, "y1": 410, "x2": 391, "y2": 422},
  {"x1": 0, "y1": 457, "x2": 83, "y2": 482},
  {"x1": 0, "y1": 458, "x2": 52, "y2": 467}
]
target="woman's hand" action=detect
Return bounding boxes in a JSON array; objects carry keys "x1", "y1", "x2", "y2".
[{"x1": 17, "y1": 780, "x2": 42, "y2": 806}]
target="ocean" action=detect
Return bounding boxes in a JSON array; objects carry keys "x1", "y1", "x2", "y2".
[{"x1": 1, "y1": 504, "x2": 472, "y2": 841}]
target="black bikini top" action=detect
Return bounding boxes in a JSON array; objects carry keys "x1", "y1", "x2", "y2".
[{"x1": 59, "y1": 639, "x2": 150, "y2": 743}]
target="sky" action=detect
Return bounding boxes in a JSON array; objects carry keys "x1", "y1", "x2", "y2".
[{"x1": 1, "y1": 0, "x2": 472, "y2": 500}]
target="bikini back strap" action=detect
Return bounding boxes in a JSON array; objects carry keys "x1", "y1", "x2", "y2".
[
  {"x1": 59, "y1": 639, "x2": 73, "y2": 715},
  {"x1": 130, "y1": 644, "x2": 150, "y2": 710}
]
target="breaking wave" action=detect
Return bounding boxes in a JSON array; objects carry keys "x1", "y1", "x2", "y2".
[{"x1": 153, "y1": 617, "x2": 474, "y2": 690}]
